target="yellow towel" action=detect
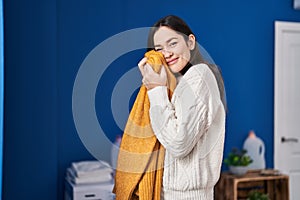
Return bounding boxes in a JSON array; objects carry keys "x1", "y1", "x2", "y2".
[{"x1": 113, "y1": 50, "x2": 176, "y2": 200}]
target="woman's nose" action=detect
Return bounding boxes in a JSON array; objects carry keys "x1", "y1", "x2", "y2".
[{"x1": 162, "y1": 49, "x2": 173, "y2": 58}]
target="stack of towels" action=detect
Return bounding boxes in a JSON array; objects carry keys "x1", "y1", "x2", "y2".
[{"x1": 66, "y1": 160, "x2": 113, "y2": 185}]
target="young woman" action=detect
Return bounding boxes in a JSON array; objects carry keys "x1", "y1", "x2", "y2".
[{"x1": 138, "y1": 15, "x2": 227, "y2": 199}]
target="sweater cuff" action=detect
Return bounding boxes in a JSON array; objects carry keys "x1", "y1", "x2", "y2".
[{"x1": 147, "y1": 86, "x2": 169, "y2": 108}]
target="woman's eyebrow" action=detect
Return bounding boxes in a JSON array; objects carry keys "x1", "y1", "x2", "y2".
[
  {"x1": 166, "y1": 37, "x2": 178, "y2": 43},
  {"x1": 154, "y1": 37, "x2": 178, "y2": 47}
]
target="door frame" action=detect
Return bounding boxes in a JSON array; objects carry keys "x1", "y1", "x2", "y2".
[{"x1": 274, "y1": 20, "x2": 300, "y2": 170}]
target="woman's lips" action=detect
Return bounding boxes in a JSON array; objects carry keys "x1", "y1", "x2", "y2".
[{"x1": 167, "y1": 58, "x2": 178, "y2": 65}]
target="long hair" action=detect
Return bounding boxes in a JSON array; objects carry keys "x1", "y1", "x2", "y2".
[{"x1": 147, "y1": 15, "x2": 227, "y2": 110}]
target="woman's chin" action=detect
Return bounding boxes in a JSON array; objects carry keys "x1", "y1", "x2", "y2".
[{"x1": 169, "y1": 65, "x2": 183, "y2": 73}]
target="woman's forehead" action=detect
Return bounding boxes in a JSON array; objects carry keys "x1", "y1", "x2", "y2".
[{"x1": 153, "y1": 26, "x2": 183, "y2": 45}]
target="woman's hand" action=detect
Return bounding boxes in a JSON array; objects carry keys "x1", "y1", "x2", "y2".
[{"x1": 138, "y1": 57, "x2": 167, "y2": 90}]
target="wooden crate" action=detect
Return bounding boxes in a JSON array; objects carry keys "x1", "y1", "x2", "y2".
[{"x1": 214, "y1": 170, "x2": 289, "y2": 200}]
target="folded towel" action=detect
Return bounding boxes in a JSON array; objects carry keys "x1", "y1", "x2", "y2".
[
  {"x1": 66, "y1": 167, "x2": 112, "y2": 185},
  {"x1": 113, "y1": 50, "x2": 176, "y2": 200},
  {"x1": 71, "y1": 160, "x2": 113, "y2": 178}
]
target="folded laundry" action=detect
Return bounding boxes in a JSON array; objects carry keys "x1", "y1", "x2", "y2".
[
  {"x1": 66, "y1": 160, "x2": 113, "y2": 185},
  {"x1": 66, "y1": 168, "x2": 112, "y2": 185},
  {"x1": 71, "y1": 160, "x2": 113, "y2": 178},
  {"x1": 65, "y1": 160, "x2": 115, "y2": 200}
]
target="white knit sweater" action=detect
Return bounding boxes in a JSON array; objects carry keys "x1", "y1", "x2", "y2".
[{"x1": 147, "y1": 63, "x2": 226, "y2": 200}]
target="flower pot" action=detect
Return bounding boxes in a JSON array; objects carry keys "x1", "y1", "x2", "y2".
[{"x1": 229, "y1": 166, "x2": 249, "y2": 176}]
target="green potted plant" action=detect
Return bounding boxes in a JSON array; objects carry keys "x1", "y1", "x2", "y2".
[
  {"x1": 247, "y1": 190, "x2": 270, "y2": 200},
  {"x1": 224, "y1": 147, "x2": 253, "y2": 175}
]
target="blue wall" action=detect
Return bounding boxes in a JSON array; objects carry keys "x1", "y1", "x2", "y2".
[{"x1": 3, "y1": 0, "x2": 300, "y2": 199}]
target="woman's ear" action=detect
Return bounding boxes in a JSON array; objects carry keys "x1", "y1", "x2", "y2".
[{"x1": 188, "y1": 34, "x2": 196, "y2": 50}]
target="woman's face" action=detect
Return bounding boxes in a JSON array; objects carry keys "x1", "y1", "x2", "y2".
[{"x1": 153, "y1": 26, "x2": 195, "y2": 73}]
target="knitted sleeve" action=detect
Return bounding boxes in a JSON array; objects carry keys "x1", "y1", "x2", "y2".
[{"x1": 147, "y1": 66, "x2": 217, "y2": 158}]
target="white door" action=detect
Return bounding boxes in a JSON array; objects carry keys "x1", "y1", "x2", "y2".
[{"x1": 274, "y1": 21, "x2": 300, "y2": 200}]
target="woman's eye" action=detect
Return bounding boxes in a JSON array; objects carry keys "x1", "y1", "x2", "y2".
[
  {"x1": 155, "y1": 48, "x2": 163, "y2": 52},
  {"x1": 169, "y1": 42, "x2": 177, "y2": 48}
]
